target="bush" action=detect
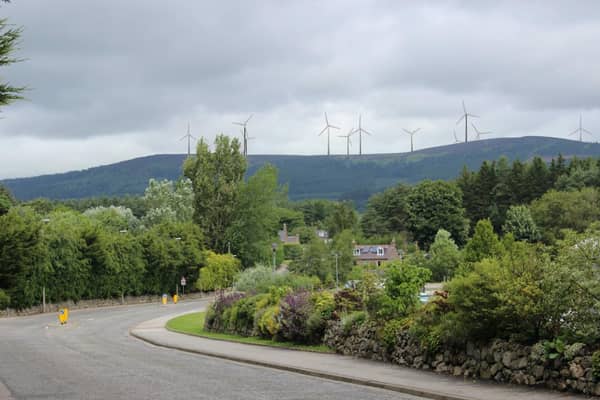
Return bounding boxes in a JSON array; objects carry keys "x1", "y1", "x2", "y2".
[
  {"x1": 592, "y1": 350, "x2": 600, "y2": 380},
  {"x1": 279, "y1": 291, "x2": 314, "y2": 343},
  {"x1": 204, "y1": 291, "x2": 245, "y2": 331},
  {"x1": 196, "y1": 251, "x2": 241, "y2": 291},
  {"x1": 340, "y1": 311, "x2": 367, "y2": 334},
  {"x1": 0, "y1": 289, "x2": 10, "y2": 310},
  {"x1": 333, "y1": 288, "x2": 363, "y2": 314},
  {"x1": 256, "y1": 305, "x2": 280, "y2": 338},
  {"x1": 234, "y1": 264, "x2": 320, "y2": 294},
  {"x1": 283, "y1": 244, "x2": 303, "y2": 261}
]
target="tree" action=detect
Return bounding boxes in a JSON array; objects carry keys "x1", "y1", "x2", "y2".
[
  {"x1": 140, "y1": 221, "x2": 204, "y2": 294},
  {"x1": 226, "y1": 164, "x2": 282, "y2": 267},
  {"x1": 0, "y1": 183, "x2": 15, "y2": 216},
  {"x1": 184, "y1": 135, "x2": 246, "y2": 252},
  {"x1": 329, "y1": 229, "x2": 355, "y2": 283},
  {"x1": 380, "y1": 259, "x2": 431, "y2": 318},
  {"x1": 361, "y1": 184, "x2": 411, "y2": 237},
  {"x1": 289, "y1": 237, "x2": 330, "y2": 282},
  {"x1": 0, "y1": 17, "x2": 24, "y2": 108},
  {"x1": 526, "y1": 156, "x2": 551, "y2": 201},
  {"x1": 406, "y1": 180, "x2": 469, "y2": 247},
  {"x1": 325, "y1": 201, "x2": 358, "y2": 239},
  {"x1": 196, "y1": 251, "x2": 241, "y2": 291},
  {"x1": 292, "y1": 199, "x2": 336, "y2": 227},
  {"x1": 0, "y1": 207, "x2": 49, "y2": 308},
  {"x1": 502, "y1": 205, "x2": 541, "y2": 242},
  {"x1": 427, "y1": 229, "x2": 462, "y2": 281},
  {"x1": 464, "y1": 219, "x2": 504, "y2": 263},
  {"x1": 83, "y1": 205, "x2": 140, "y2": 233},
  {"x1": 530, "y1": 188, "x2": 600, "y2": 242},
  {"x1": 142, "y1": 178, "x2": 194, "y2": 227}
]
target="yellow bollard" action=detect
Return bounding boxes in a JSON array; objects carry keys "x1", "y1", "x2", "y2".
[
  {"x1": 58, "y1": 308, "x2": 69, "y2": 325},
  {"x1": 161, "y1": 294, "x2": 167, "y2": 305},
  {"x1": 173, "y1": 294, "x2": 178, "y2": 304}
]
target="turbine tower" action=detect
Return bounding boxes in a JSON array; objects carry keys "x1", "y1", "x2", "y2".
[
  {"x1": 471, "y1": 123, "x2": 492, "y2": 140},
  {"x1": 179, "y1": 122, "x2": 197, "y2": 156},
  {"x1": 402, "y1": 128, "x2": 420, "y2": 153},
  {"x1": 569, "y1": 114, "x2": 593, "y2": 142},
  {"x1": 318, "y1": 112, "x2": 340, "y2": 156},
  {"x1": 338, "y1": 128, "x2": 354, "y2": 158},
  {"x1": 351, "y1": 114, "x2": 372, "y2": 155},
  {"x1": 453, "y1": 129, "x2": 461, "y2": 144},
  {"x1": 456, "y1": 100, "x2": 479, "y2": 143},
  {"x1": 233, "y1": 114, "x2": 253, "y2": 157}
]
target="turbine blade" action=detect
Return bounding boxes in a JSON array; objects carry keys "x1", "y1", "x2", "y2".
[
  {"x1": 233, "y1": 122, "x2": 244, "y2": 126},
  {"x1": 318, "y1": 126, "x2": 327, "y2": 136},
  {"x1": 245, "y1": 114, "x2": 253, "y2": 124},
  {"x1": 413, "y1": 128, "x2": 421, "y2": 134},
  {"x1": 468, "y1": 113, "x2": 480, "y2": 118},
  {"x1": 462, "y1": 100, "x2": 467, "y2": 114},
  {"x1": 329, "y1": 125, "x2": 340, "y2": 130},
  {"x1": 569, "y1": 129, "x2": 578, "y2": 136},
  {"x1": 583, "y1": 128, "x2": 593, "y2": 135},
  {"x1": 456, "y1": 115, "x2": 465, "y2": 125},
  {"x1": 363, "y1": 129, "x2": 372, "y2": 136},
  {"x1": 324, "y1": 112, "x2": 329, "y2": 125},
  {"x1": 179, "y1": 135, "x2": 187, "y2": 141},
  {"x1": 402, "y1": 128, "x2": 411, "y2": 134}
]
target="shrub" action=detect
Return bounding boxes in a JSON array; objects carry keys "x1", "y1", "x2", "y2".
[
  {"x1": 340, "y1": 311, "x2": 367, "y2": 334},
  {"x1": 333, "y1": 288, "x2": 363, "y2": 314},
  {"x1": 0, "y1": 289, "x2": 10, "y2": 310},
  {"x1": 234, "y1": 264, "x2": 320, "y2": 293},
  {"x1": 204, "y1": 291, "x2": 245, "y2": 331},
  {"x1": 278, "y1": 291, "x2": 314, "y2": 343},
  {"x1": 380, "y1": 318, "x2": 405, "y2": 351},
  {"x1": 197, "y1": 251, "x2": 241, "y2": 291},
  {"x1": 592, "y1": 350, "x2": 600, "y2": 380},
  {"x1": 257, "y1": 305, "x2": 280, "y2": 338},
  {"x1": 305, "y1": 291, "x2": 336, "y2": 342},
  {"x1": 283, "y1": 243, "x2": 303, "y2": 261}
]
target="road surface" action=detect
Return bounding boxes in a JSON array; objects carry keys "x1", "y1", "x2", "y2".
[{"x1": 0, "y1": 300, "x2": 425, "y2": 400}]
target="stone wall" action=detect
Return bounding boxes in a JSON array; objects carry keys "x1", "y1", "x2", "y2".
[
  {"x1": 0, "y1": 291, "x2": 207, "y2": 318},
  {"x1": 324, "y1": 321, "x2": 600, "y2": 397}
]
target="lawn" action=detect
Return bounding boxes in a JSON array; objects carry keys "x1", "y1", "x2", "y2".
[{"x1": 166, "y1": 312, "x2": 333, "y2": 353}]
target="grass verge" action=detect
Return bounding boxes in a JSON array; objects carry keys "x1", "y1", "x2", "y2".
[{"x1": 166, "y1": 312, "x2": 333, "y2": 353}]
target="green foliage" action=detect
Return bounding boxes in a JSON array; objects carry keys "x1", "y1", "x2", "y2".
[
  {"x1": 0, "y1": 18, "x2": 24, "y2": 108},
  {"x1": 141, "y1": 178, "x2": 193, "y2": 227},
  {"x1": 531, "y1": 188, "x2": 600, "y2": 243},
  {"x1": 543, "y1": 338, "x2": 566, "y2": 360},
  {"x1": 292, "y1": 199, "x2": 336, "y2": 227},
  {"x1": 406, "y1": 180, "x2": 469, "y2": 247},
  {"x1": 226, "y1": 164, "x2": 282, "y2": 267},
  {"x1": 502, "y1": 205, "x2": 541, "y2": 242},
  {"x1": 140, "y1": 221, "x2": 204, "y2": 294},
  {"x1": 83, "y1": 205, "x2": 141, "y2": 233},
  {"x1": 427, "y1": 229, "x2": 462, "y2": 281},
  {"x1": 380, "y1": 259, "x2": 431, "y2": 319},
  {"x1": 234, "y1": 264, "x2": 320, "y2": 293},
  {"x1": 464, "y1": 219, "x2": 504, "y2": 263},
  {"x1": 0, "y1": 207, "x2": 49, "y2": 308},
  {"x1": 184, "y1": 135, "x2": 246, "y2": 252},
  {"x1": 325, "y1": 201, "x2": 358, "y2": 238},
  {"x1": 361, "y1": 184, "x2": 410, "y2": 237},
  {"x1": 196, "y1": 251, "x2": 241, "y2": 291},
  {"x1": 0, "y1": 288, "x2": 10, "y2": 309},
  {"x1": 340, "y1": 310, "x2": 368, "y2": 334},
  {"x1": 289, "y1": 236, "x2": 331, "y2": 281},
  {"x1": 0, "y1": 184, "x2": 15, "y2": 216},
  {"x1": 592, "y1": 350, "x2": 600, "y2": 380}
]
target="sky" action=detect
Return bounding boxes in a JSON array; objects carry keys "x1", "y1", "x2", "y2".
[{"x1": 1, "y1": 0, "x2": 600, "y2": 179}]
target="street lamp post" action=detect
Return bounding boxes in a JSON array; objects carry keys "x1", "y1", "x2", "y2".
[
  {"x1": 334, "y1": 253, "x2": 339, "y2": 289},
  {"x1": 271, "y1": 243, "x2": 278, "y2": 272}
]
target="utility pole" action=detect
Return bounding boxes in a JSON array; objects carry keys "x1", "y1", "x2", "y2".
[{"x1": 334, "y1": 253, "x2": 339, "y2": 289}]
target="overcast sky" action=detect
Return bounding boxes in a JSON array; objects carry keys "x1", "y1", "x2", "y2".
[{"x1": 1, "y1": 1, "x2": 599, "y2": 179}]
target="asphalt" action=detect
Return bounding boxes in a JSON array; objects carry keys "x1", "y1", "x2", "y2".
[
  {"x1": 131, "y1": 305, "x2": 587, "y2": 400},
  {"x1": 0, "y1": 299, "x2": 424, "y2": 400}
]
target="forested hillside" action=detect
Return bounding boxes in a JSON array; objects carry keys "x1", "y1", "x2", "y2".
[{"x1": 3, "y1": 136, "x2": 600, "y2": 207}]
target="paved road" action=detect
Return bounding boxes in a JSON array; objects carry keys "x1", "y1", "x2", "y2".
[{"x1": 0, "y1": 300, "x2": 424, "y2": 400}]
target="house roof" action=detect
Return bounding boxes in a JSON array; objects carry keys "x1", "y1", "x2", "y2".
[{"x1": 353, "y1": 244, "x2": 401, "y2": 261}]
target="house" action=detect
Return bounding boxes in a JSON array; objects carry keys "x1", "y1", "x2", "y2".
[
  {"x1": 352, "y1": 239, "x2": 401, "y2": 266},
  {"x1": 278, "y1": 223, "x2": 300, "y2": 245},
  {"x1": 316, "y1": 229, "x2": 330, "y2": 243}
]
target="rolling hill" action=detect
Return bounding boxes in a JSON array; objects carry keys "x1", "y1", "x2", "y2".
[{"x1": 3, "y1": 136, "x2": 600, "y2": 207}]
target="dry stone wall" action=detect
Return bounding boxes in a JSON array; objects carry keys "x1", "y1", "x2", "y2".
[{"x1": 324, "y1": 321, "x2": 600, "y2": 397}]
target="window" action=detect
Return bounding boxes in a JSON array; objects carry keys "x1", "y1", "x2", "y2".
[
  {"x1": 353, "y1": 248, "x2": 361, "y2": 256},
  {"x1": 377, "y1": 247, "x2": 384, "y2": 256}
]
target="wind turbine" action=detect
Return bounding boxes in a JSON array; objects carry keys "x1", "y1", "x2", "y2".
[
  {"x1": 179, "y1": 122, "x2": 197, "y2": 156},
  {"x1": 318, "y1": 112, "x2": 340, "y2": 156},
  {"x1": 569, "y1": 114, "x2": 593, "y2": 142},
  {"x1": 456, "y1": 100, "x2": 479, "y2": 143},
  {"x1": 338, "y1": 128, "x2": 354, "y2": 158},
  {"x1": 233, "y1": 114, "x2": 253, "y2": 157},
  {"x1": 453, "y1": 129, "x2": 461, "y2": 144},
  {"x1": 351, "y1": 114, "x2": 372, "y2": 155},
  {"x1": 402, "y1": 128, "x2": 420, "y2": 153},
  {"x1": 471, "y1": 123, "x2": 492, "y2": 140}
]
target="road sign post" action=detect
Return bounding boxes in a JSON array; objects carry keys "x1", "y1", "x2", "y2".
[{"x1": 180, "y1": 277, "x2": 186, "y2": 296}]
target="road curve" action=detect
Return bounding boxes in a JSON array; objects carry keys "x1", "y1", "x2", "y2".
[{"x1": 0, "y1": 300, "x2": 424, "y2": 400}]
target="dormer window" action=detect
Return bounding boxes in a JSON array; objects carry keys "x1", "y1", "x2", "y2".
[
  {"x1": 353, "y1": 248, "x2": 361, "y2": 256},
  {"x1": 377, "y1": 247, "x2": 384, "y2": 256}
]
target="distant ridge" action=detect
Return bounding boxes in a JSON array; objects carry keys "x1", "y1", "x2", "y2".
[{"x1": 3, "y1": 136, "x2": 600, "y2": 207}]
